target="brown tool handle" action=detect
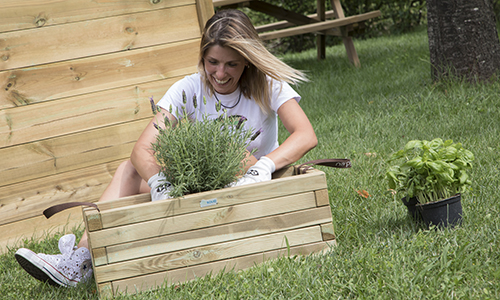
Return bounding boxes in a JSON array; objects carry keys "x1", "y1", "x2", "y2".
[
  {"x1": 43, "y1": 202, "x2": 100, "y2": 219},
  {"x1": 297, "y1": 158, "x2": 351, "y2": 174}
]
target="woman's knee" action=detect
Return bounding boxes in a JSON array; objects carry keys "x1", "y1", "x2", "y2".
[{"x1": 116, "y1": 160, "x2": 141, "y2": 180}]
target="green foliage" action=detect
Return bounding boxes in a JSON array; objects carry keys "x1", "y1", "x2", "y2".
[
  {"x1": 150, "y1": 93, "x2": 256, "y2": 198},
  {"x1": 387, "y1": 138, "x2": 474, "y2": 203},
  {"x1": 3, "y1": 29, "x2": 500, "y2": 299},
  {"x1": 346, "y1": 0, "x2": 427, "y2": 35}
]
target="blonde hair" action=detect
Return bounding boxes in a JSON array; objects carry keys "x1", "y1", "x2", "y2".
[{"x1": 198, "y1": 9, "x2": 307, "y2": 113}]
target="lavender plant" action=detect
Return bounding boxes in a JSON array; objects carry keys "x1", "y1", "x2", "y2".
[{"x1": 149, "y1": 92, "x2": 258, "y2": 198}]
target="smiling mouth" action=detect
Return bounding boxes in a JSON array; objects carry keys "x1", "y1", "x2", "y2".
[{"x1": 213, "y1": 77, "x2": 229, "y2": 85}]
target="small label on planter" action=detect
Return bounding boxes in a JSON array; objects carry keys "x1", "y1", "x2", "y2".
[{"x1": 200, "y1": 198, "x2": 218, "y2": 208}]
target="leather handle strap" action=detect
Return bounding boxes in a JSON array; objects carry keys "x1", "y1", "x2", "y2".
[
  {"x1": 42, "y1": 159, "x2": 350, "y2": 218},
  {"x1": 297, "y1": 158, "x2": 351, "y2": 174},
  {"x1": 43, "y1": 202, "x2": 100, "y2": 219}
]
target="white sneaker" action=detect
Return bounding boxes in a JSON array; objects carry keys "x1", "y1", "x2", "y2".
[{"x1": 15, "y1": 234, "x2": 93, "y2": 287}]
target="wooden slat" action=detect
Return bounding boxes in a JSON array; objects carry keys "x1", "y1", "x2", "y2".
[
  {"x1": 196, "y1": 0, "x2": 215, "y2": 30},
  {"x1": 0, "y1": 119, "x2": 149, "y2": 187},
  {"x1": 0, "y1": 76, "x2": 181, "y2": 148},
  {"x1": 315, "y1": 189, "x2": 330, "y2": 207},
  {"x1": 213, "y1": 0, "x2": 249, "y2": 6},
  {"x1": 92, "y1": 247, "x2": 108, "y2": 267},
  {"x1": 95, "y1": 169, "x2": 327, "y2": 229},
  {"x1": 331, "y1": 0, "x2": 345, "y2": 19},
  {"x1": 0, "y1": 207, "x2": 83, "y2": 254},
  {"x1": 0, "y1": 39, "x2": 199, "y2": 110},
  {"x1": 0, "y1": 0, "x2": 194, "y2": 33},
  {"x1": 255, "y1": 11, "x2": 338, "y2": 33},
  {"x1": 0, "y1": 160, "x2": 122, "y2": 226},
  {"x1": 259, "y1": 10, "x2": 381, "y2": 41},
  {"x1": 86, "y1": 209, "x2": 103, "y2": 232},
  {"x1": 111, "y1": 241, "x2": 332, "y2": 295},
  {"x1": 271, "y1": 165, "x2": 295, "y2": 178},
  {"x1": 89, "y1": 192, "x2": 317, "y2": 250},
  {"x1": 104, "y1": 206, "x2": 332, "y2": 265},
  {"x1": 331, "y1": 0, "x2": 362, "y2": 67},
  {"x1": 94, "y1": 226, "x2": 322, "y2": 283},
  {"x1": 95, "y1": 193, "x2": 152, "y2": 211},
  {"x1": 320, "y1": 222, "x2": 336, "y2": 241},
  {"x1": 0, "y1": 5, "x2": 200, "y2": 70}
]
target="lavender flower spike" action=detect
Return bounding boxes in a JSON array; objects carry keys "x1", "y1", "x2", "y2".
[
  {"x1": 153, "y1": 122, "x2": 160, "y2": 130},
  {"x1": 149, "y1": 96, "x2": 157, "y2": 115},
  {"x1": 182, "y1": 90, "x2": 187, "y2": 104},
  {"x1": 236, "y1": 116, "x2": 247, "y2": 130},
  {"x1": 251, "y1": 128, "x2": 263, "y2": 141},
  {"x1": 193, "y1": 93, "x2": 197, "y2": 109}
]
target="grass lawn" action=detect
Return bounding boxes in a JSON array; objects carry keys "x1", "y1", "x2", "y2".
[{"x1": 1, "y1": 28, "x2": 499, "y2": 299}]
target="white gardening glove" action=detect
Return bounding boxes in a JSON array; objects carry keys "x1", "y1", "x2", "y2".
[
  {"x1": 148, "y1": 173, "x2": 173, "y2": 201},
  {"x1": 233, "y1": 156, "x2": 276, "y2": 187}
]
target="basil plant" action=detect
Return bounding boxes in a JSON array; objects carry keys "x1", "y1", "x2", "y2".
[{"x1": 386, "y1": 138, "x2": 474, "y2": 204}]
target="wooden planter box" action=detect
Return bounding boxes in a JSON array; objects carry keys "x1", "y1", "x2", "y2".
[{"x1": 83, "y1": 166, "x2": 335, "y2": 297}]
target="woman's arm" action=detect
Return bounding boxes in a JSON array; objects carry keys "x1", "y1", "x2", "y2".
[
  {"x1": 265, "y1": 99, "x2": 317, "y2": 170},
  {"x1": 130, "y1": 108, "x2": 178, "y2": 181}
]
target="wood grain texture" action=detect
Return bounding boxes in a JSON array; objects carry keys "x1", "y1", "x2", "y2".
[
  {"x1": 315, "y1": 189, "x2": 330, "y2": 207},
  {"x1": 0, "y1": 0, "x2": 215, "y2": 256},
  {"x1": 95, "y1": 193, "x2": 152, "y2": 212},
  {"x1": 0, "y1": 160, "x2": 121, "y2": 226},
  {"x1": 320, "y1": 222, "x2": 336, "y2": 241},
  {"x1": 0, "y1": 39, "x2": 199, "y2": 109},
  {"x1": 89, "y1": 192, "x2": 317, "y2": 250},
  {"x1": 0, "y1": 76, "x2": 181, "y2": 148},
  {"x1": 92, "y1": 247, "x2": 108, "y2": 267},
  {"x1": 85, "y1": 209, "x2": 103, "y2": 232},
  {"x1": 0, "y1": 207, "x2": 83, "y2": 253},
  {"x1": 111, "y1": 241, "x2": 332, "y2": 295},
  {"x1": 0, "y1": 0, "x2": 194, "y2": 33},
  {"x1": 196, "y1": 0, "x2": 215, "y2": 30},
  {"x1": 0, "y1": 119, "x2": 148, "y2": 187},
  {"x1": 94, "y1": 226, "x2": 322, "y2": 283},
  {"x1": 101, "y1": 206, "x2": 331, "y2": 265},
  {"x1": 0, "y1": 5, "x2": 200, "y2": 70},
  {"x1": 97, "y1": 169, "x2": 327, "y2": 229}
]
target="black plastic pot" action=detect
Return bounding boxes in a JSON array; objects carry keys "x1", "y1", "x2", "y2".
[
  {"x1": 401, "y1": 196, "x2": 421, "y2": 220},
  {"x1": 416, "y1": 194, "x2": 462, "y2": 228}
]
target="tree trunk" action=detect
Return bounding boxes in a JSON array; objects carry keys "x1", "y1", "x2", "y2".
[{"x1": 427, "y1": 0, "x2": 500, "y2": 82}]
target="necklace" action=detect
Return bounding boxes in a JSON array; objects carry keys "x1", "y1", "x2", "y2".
[{"x1": 214, "y1": 90, "x2": 242, "y2": 109}]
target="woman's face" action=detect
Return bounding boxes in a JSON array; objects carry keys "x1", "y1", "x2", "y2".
[{"x1": 204, "y1": 45, "x2": 247, "y2": 95}]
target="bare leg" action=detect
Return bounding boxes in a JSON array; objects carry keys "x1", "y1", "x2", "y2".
[{"x1": 77, "y1": 160, "x2": 150, "y2": 249}]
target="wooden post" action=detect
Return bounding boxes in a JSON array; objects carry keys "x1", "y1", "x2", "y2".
[
  {"x1": 331, "y1": 0, "x2": 361, "y2": 67},
  {"x1": 316, "y1": 0, "x2": 326, "y2": 60},
  {"x1": 196, "y1": 0, "x2": 215, "y2": 32}
]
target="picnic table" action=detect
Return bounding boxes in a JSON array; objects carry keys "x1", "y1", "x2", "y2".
[{"x1": 213, "y1": 0, "x2": 381, "y2": 66}]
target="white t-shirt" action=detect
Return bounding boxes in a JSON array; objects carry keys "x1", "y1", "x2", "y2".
[{"x1": 157, "y1": 73, "x2": 301, "y2": 159}]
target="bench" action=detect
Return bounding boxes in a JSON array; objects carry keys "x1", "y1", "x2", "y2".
[
  {"x1": 214, "y1": 0, "x2": 381, "y2": 65},
  {"x1": 0, "y1": 0, "x2": 213, "y2": 252}
]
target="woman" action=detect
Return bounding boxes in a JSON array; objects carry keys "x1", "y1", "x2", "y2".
[{"x1": 14, "y1": 9, "x2": 317, "y2": 287}]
